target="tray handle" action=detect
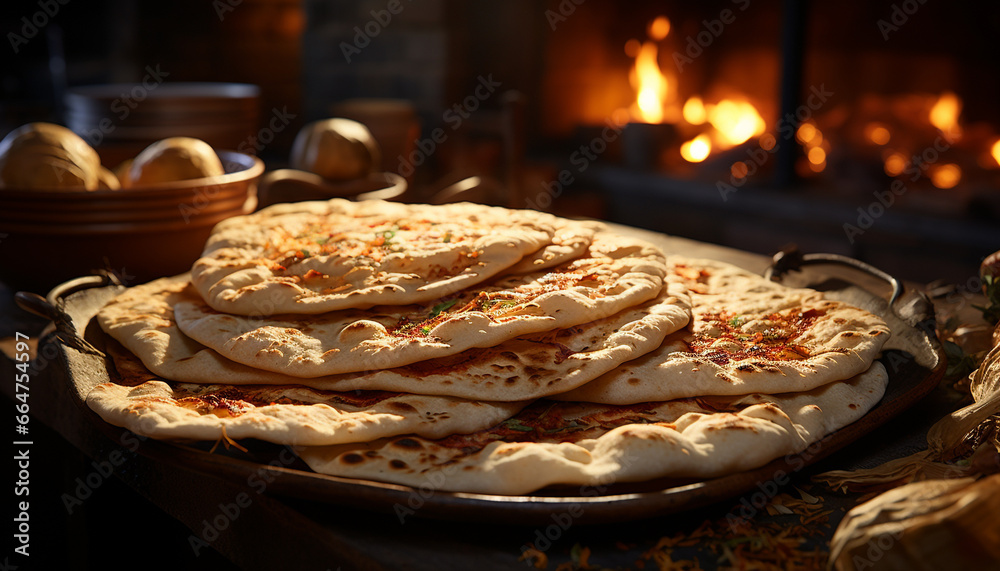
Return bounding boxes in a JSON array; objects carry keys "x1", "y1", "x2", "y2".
[
  {"x1": 763, "y1": 246, "x2": 903, "y2": 307},
  {"x1": 14, "y1": 272, "x2": 120, "y2": 357}
]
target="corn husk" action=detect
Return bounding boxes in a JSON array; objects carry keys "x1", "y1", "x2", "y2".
[
  {"x1": 971, "y1": 341, "x2": 1000, "y2": 403},
  {"x1": 814, "y1": 342, "x2": 1000, "y2": 491},
  {"x1": 829, "y1": 474, "x2": 1000, "y2": 571},
  {"x1": 822, "y1": 338, "x2": 1000, "y2": 569}
]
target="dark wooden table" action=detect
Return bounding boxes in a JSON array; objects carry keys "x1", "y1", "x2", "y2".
[{"x1": 0, "y1": 229, "x2": 963, "y2": 571}]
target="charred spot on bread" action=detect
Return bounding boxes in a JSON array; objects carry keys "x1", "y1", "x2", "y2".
[{"x1": 393, "y1": 438, "x2": 423, "y2": 449}]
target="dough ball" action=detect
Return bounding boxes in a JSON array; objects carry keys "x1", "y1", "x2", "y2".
[
  {"x1": 0, "y1": 122, "x2": 102, "y2": 190},
  {"x1": 290, "y1": 118, "x2": 380, "y2": 181},
  {"x1": 128, "y1": 137, "x2": 225, "y2": 187}
]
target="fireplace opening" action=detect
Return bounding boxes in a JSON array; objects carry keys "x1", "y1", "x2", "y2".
[{"x1": 522, "y1": 0, "x2": 1000, "y2": 284}]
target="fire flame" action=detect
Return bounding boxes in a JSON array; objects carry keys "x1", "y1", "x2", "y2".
[
  {"x1": 929, "y1": 91, "x2": 962, "y2": 139},
  {"x1": 628, "y1": 16, "x2": 675, "y2": 124},
  {"x1": 930, "y1": 164, "x2": 961, "y2": 189},
  {"x1": 615, "y1": 16, "x2": 998, "y2": 185},
  {"x1": 626, "y1": 15, "x2": 770, "y2": 164},
  {"x1": 681, "y1": 134, "x2": 711, "y2": 163},
  {"x1": 682, "y1": 97, "x2": 707, "y2": 125},
  {"x1": 707, "y1": 99, "x2": 766, "y2": 147},
  {"x1": 630, "y1": 41, "x2": 668, "y2": 124}
]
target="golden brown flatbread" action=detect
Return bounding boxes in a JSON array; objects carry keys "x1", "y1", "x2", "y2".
[
  {"x1": 97, "y1": 274, "x2": 690, "y2": 401},
  {"x1": 87, "y1": 342, "x2": 527, "y2": 446},
  {"x1": 191, "y1": 199, "x2": 563, "y2": 315},
  {"x1": 297, "y1": 363, "x2": 888, "y2": 495},
  {"x1": 557, "y1": 258, "x2": 891, "y2": 404},
  {"x1": 174, "y1": 233, "x2": 667, "y2": 377}
]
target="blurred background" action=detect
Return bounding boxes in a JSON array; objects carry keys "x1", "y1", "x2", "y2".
[{"x1": 3, "y1": 0, "x2": 1000, "y2": 284}]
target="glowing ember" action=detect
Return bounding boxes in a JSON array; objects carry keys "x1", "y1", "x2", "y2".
[
  {"x1": 796, "y1": 122, "x2": 819, "y2": 146},
  {"x1": 681, "y1": 134, "x2": 711, "y2": 162},
  {"x1": 795, "y1": 120, "x2": 827, "y2": 173},
  {"x1": 731, "y1": 161, "x2": 749, "y2": 178},
  {"x1": 930, "y1": 164, "x2": 961, "y2": 188},
  {"x1": 807, "y1": 145, "x2": 827, "y2": 173},
  {"x1": 864, "y1": 123, "x2": 891, "y2": 145},
  {"x1": 992, "y1": 139, "x2": 1000, "y2": 167},
  {"x1": 707, "y1": 99, "x2": 766, "y2": 147},
  {"x1": 648, "y1": 16, "x2": 670, "y2": 41},
  {"x1": 682, "y1": 97, "x2": 707, "y2": 125},
  {"x1": 807, "y1": 147, "x2": 826, "y2": 165},
  {"x1": 884, "y1": 153, "x2": 907, "y2": 177},
  {"x1": 929, "y1": 91, "x2": 962, "y2": 139}
]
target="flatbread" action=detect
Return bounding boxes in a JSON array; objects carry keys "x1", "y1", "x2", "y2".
[
  {"x1": 174, "y1": 232, "x2": 667, "y2": 377},
  {"x1": 505, "y1": 220, "x2": 605, "y2": 274},
  {"x1": 87, "y1": 343, "x2": 527, "y2": 446},
  {"x1": 191, "y1": 199, "x2": 561, "y2": 315},
  {"x1": 283, "y1": 281, "x2": 691, "y2": 400},
  {"x1": 556, "y1": 258, "x2": 891, "y2": 404},
  {"x1": 297, "y1": 362, "x2": 888, "y2": 495},
  {"x1": 97, "y1": 274, "x2": 690, "y2": 401}
]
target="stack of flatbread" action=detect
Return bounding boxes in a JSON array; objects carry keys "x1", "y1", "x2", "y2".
[{"x1": 89, "y1": 199, "x2": 892, "y2": 495}]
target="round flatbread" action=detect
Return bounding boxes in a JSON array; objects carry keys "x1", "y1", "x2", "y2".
[
  {"x1": 287, "y1": 281, "x2": 690, "y2": 400},
  {"x1": 87, "y1": 342, "x2": 527, "y2": 446},
  {"x1": 297, "y1": 362, "x2": 889, "y2": 495},
  {"x1": 174, "y1": 233, "x2": 667, "y2": 377},
  {"x1": 98, "y1": 268, "x2": 685, "y2": 402},
  {"x1": 556, "y1": 258, "x2": 891, "y2": 404},
  {"x1": 191, "y1": 199, "x2": 562, "y2": 315}
]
